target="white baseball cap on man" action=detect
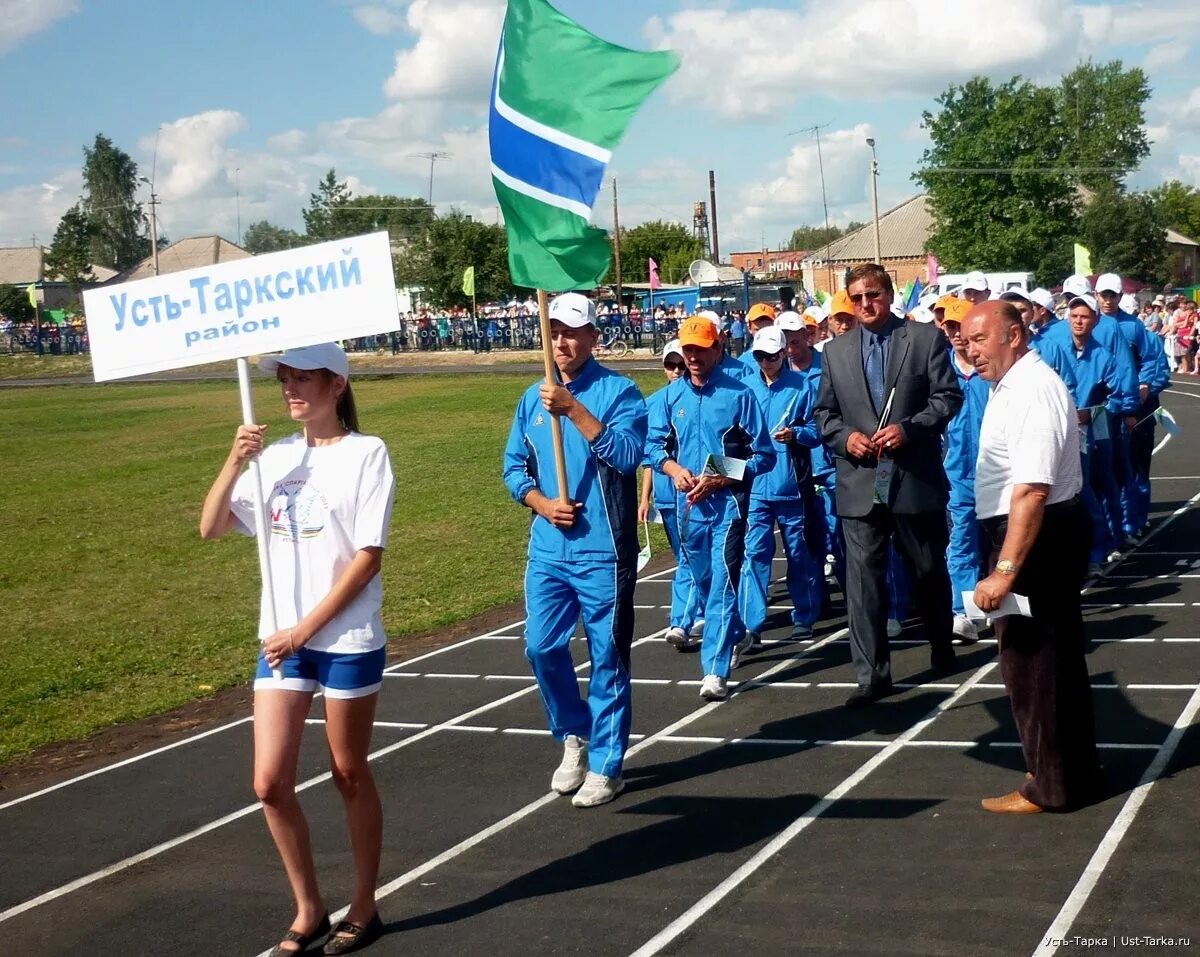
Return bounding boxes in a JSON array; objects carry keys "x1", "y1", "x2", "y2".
[
  {"x1": 1029, "y1": 287, "x2": 1055, "y2": 311},
  {"x1": 1067, "y1": 293, "x2": 1099, "y2": 314},
  {"x1": 999, "y1": 287, "x2": 1031, "y2": 304},
  {"x1": 548, "y1": 292, "x2": 596, "y2": 327},
  {"x1": 662, "y1": 339, "x2": 684, "y2": 362},
  {"x1": 751, "y1": 326, "x2": 786, "y2": 355},
  {"x1": 695, "y1": 309, "x2": 723, "y2": 330},
  {"x1": 962, "y1": 270, "x2": 989, "y2": 292},
  {"x1": 259, "y1": 342, "x2": 350, "y2": 378},
  {"x1": 1062, "y1": 274, "x2": 1093, "y2": 298},
  {"x1": 775, "y1": 311, "x2": 804, "y2": 331},
  {"x1": 1095, "y1": 273, "x2": 1122, "y2": 295}
]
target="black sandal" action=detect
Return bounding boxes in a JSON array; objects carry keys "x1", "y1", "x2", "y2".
[
  {"x1": 322, "y1": 913, "x2": 383, "y2": 955},
  {"x1": 268, "y1": 912, "x2": 331, "y2": 956}
]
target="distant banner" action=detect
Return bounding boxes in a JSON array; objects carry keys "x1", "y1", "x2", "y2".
[{"x1": 83, "y1": 231, "x2": 399, "y2": 382}]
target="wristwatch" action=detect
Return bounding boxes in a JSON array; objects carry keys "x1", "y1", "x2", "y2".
[{"x1": 996, "y1": 559, "x2": 1019, "y2": 576}]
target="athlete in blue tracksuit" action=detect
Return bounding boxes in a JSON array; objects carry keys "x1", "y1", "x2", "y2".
[
  {"x1": 937, "y1": 307, "x2": 989, "y2": 634},
  {"x1": 502, "y1": 295, "x2": 647, "y2": 804},
  {"x1": 739, "y1": 328, "x2": 822, "y2": 648},
  {"x1": 647, "y1": 317, "x2": 775, "y2": 697},
  {"x1": 641, "y1": 342, "x2": 700, "y2": 643},
  {"x1": 1101, "y1": 290, "x2": 1170, "y2": 536},
  {"x1": 1063, "y1": 295, "x2": 1125, "y2": 568}
]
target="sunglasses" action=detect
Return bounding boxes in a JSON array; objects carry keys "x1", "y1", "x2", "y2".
[
  {"x1": 754, "y1": 351, "x2": 784, "y2": 362},
  {"x1": 848, "y1": 289, "x2": 885, "y2": 304},
  {"x1": 663, "y1": 361, "x2": 686, "y2": 371}
]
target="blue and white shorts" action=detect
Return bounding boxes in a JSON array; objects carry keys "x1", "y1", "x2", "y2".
[{"x1": 254, "y1": 645, "x2": 386, "y2": 699}]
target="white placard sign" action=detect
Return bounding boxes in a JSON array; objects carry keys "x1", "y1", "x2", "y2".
[{"x1": 83, "y1": 231, "x2": 399, "y2": 381}]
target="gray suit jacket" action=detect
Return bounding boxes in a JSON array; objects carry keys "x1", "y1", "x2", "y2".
[{"x1": 815, "y1": 318, "x2": 962, "y2": 517}]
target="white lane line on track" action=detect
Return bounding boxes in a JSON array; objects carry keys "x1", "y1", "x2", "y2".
[
  {"x1": 248, "y1": 627, "x2": 856, "y2": 957},
  {"x1": 627, "y1": 660, "x2": 1001, "y2": 957},
  {"x1": 0, "y1": 627, "x2": 669, "y2": 926},
  {"x1": 1032, "y1": 686, "x2": 1200, "y2": 957}
]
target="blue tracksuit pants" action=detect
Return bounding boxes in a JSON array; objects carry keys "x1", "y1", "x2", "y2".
[
  {"x1": 1127, "y1": 394, "x2": 1158, "y2": 532},
  {"x1": 1081, "y1": 449, "x2": 1115, "y2": 564},
  {"x1": 946, "y1": 499, "x2": 982, "y2": 617},
  {"x1": 660, "y1": 507, "x2": 700, "y2": 632},
  {"x1": 739, "y1": 497, "x2": 820, "y2": 633},
  {"x1": 1093, "y1": 436, "x2": 1124, "y2": 548},
  {"x1": 680, "y1": 510, "x2": 746, "y2": 679},
  {"x1": 523, "y1": 558, "x2": 635, "y2": 777}
]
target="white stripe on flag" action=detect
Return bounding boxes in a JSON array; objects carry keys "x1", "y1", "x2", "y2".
[
  {"x1": 493, "y1": 49, "x2": 613, "y2": 165},
  {"x1": 491, "y1": 163, "x2": 594, "y2": 221}
]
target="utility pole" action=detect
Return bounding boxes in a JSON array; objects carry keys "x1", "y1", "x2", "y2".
[
  {"x1": 140, "y1": 176, "x2": 160, "y2": 275},
  {"x1": 411, "y1": 151, "x2": 451, "y2": 211},
  {"x1": 235, "y1": 167, "x2": 242, "y2": 246},
  {"x1": 788, "y1": 123, "x2": 832, "y2": 291},
  {"x1": 708, "y1": 170, "x2": 720, "y2": 263},
  {"x1": 611, "y1": 178, "x2": 623, "y2": 313},
  {"x1": 867, "y1": 137, "x2": 882, "y2": 266}
]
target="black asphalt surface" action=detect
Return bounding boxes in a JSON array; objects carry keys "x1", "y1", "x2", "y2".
[{"x1": 2, "y1": 379, "x2": 1199, "y2": 956}]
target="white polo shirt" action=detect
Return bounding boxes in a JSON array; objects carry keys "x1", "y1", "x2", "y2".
[{"x1": 975, "y1": 350, "x2": 1082, "y2": 520}]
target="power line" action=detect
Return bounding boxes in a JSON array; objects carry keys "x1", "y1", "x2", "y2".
[{"x1": 921, "y1": 166, "x2": 1132, "y2": 175}]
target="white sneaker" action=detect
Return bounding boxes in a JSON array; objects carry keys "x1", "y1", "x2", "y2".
[
  {"x1": 952, "y1": 615, "x2": 979, "y2": 645},
  {"x1": 887, "y1": 618, "x2": 903, "y2": 638},
  {"x1": 1106, "y1": 550, "x2": 1122, "y2": 564},
  {"x1": 688, "y1": 618, "x2": 705, "y2": 637},
  {"x1": 664, "y1": 626, "x2": 687, "y2": 646},
  {"x1": 699, "y1": 674, "x2": 728, "y2": 700},
  {"x1": 571, "y1": 771, "x2": 625, "y2": 808},
  {"x1": 550, "y1": 735, "x2": 588, "y2": 794},
  {"x1": 731, "y1": 632, "x2": 756, "y2": 669}
]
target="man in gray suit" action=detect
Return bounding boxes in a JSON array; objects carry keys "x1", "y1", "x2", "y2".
[{"x1": 815, "y1": 263, "x2": 963, "y2": 707}]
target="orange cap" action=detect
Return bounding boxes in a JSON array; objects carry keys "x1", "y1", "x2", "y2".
[
  {"x1": 942, "y1": 298, "x2": 972, "y2": 325},
  {"x1": 678, "y1": 315, "x2": 720, "y2": 348},
  {"x1": 746, "y1": 303, "x2": 777, "y2": 325},
  {"x1": 830, "y1": 290, "x2": 854, "y2": 317},
  {"x1": 935, "y1": 294, "x2": 958, "y2": 312}
]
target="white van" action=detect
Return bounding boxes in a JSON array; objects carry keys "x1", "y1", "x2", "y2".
[{"x1": 927, "y1": 271, "x2": 1035, "y2": 298}]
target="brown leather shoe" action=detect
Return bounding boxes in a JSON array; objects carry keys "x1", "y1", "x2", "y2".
[{"x1": 981, "y1": 790, "x2": 1043, "y2": 814}]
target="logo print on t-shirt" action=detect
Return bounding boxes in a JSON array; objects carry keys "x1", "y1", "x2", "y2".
[{"x1": 269, "y1": 478, "x2": 328, "y2": 540}]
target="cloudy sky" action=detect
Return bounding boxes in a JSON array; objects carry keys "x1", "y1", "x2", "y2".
[{"x1": 2, "y1": 0, "x2": 1199, "y2": 263}]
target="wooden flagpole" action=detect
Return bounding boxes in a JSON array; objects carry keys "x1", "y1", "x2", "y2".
[{"x1": 536, "y1": 289, "x2": 570, "y2": 503}]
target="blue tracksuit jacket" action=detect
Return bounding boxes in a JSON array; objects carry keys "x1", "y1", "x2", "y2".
[
  {"x1": 745, "y1": 368, "x2": 820, "y2": 500},
  {"x1": 1046, "y1": 314, "x2": 1138, "y2": 413}
]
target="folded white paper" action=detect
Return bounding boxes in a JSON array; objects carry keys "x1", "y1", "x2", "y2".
[
  {"x1": 702, "y1": 453, "x2": 747, "y2": 481},
  {"x1": 961, "y1": 590, "x2": 1032, "y2": 621}
]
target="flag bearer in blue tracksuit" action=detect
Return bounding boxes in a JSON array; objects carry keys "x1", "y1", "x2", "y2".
[
  {"x1": 736, "y1": 326, "x2": 822, "y2": 663},
  {"x1": 639, "y1": 339, "x2": 701, "y2": 648},
  {"x1": 1045, "y1": 276, "x2": 1139, "y2": 554},
  {"x1": 938, "y1": 299, "x2": 989, "y2": 643},
  {"x1": 502, "y1": 293, "x2": 647, "y2": 809},
  {"x1": 647, "y1": 315, "x2": 775, "y2": 701},
  {"x1": 1064, "y1": 293, "x2": 1125, "y2": 576},
  {"x1": 1095, "y1": 274, "x2": 1171, "y2": 540}
]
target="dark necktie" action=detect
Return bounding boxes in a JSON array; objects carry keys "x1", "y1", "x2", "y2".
[{"x1": 866, "y1": 333, "x2": 885, "y2": 413}]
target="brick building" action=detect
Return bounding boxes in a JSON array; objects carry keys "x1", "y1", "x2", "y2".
[{"x1": 728, "y1": 248, "x2": 807, "y2": 280}]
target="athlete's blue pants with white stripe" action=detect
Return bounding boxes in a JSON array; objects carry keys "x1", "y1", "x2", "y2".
[
  {"x1": 680, "y1": 513, "x2": 746, "y2": 679},
  {"x1": 946, "y1": 499, "x2": 982, "y2": 617},
  {"x1": 661, "y1": 507, "x2": 700, "y2": 632},
  {"x1": 740, "y1": 498, "x2": 819, "y2": 633},
  {"x1": 1081, "y1": 449, "x2": 1114, "y2": 564},
  {"x1": 523, "y1": 558, "x2": 635, "y2": 777}
]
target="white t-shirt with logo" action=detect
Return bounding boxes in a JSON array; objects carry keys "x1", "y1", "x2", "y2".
[{"x1": 231, "y1": 432, "x2": 395, "y2": 653}]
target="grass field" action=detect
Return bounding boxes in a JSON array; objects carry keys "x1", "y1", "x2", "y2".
[{"x1": 0, "y1": 370, "x2": 667, "y2": 764}]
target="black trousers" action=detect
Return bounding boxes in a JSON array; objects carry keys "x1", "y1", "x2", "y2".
[
  {"x1": 983, "y1": 500, "x2": 1100, "y2": 809},
  {"x1": 841, "y1": 506, "x2": 954, "y2": 688}
]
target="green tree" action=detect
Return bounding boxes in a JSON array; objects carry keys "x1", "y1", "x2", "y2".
[
  {"x1": 302, "y1": 169, "x2": 353, "y2": 242},
  {"x1": 242, "y1": 220, "x2": 304, "y2": 254},
  {"x1": 1079, "y1": 181, "x2": 1168, "y2": 284},
  {"x1": 81, "y1": 134, "x2": 148, "y2": 270},
  {"x1": 616, "y1": 220, "x2": 704, "y2": 284},
  {"x1": 395, "y1": 210, "x2": 513, "y2": 307},
  {"x1": 1058, "y1": 61, "x2": 1152, "y2": 191},
  {"x1": 917, "y1": 76, "x2": 1079, "y2": 282},
  {"x1": 0, "y1": 285, "x2": 35, "y2": 322},
  {"x1": 336, "y1": 195, "x2": 434, "y2": 245},
  {"x1": 44, "y1": 203, "x2": 95, "y2": 291},
  {"x1": 1148, "y1": 180, "x2": 1200, "y2": 240},
  {"x1": 786, "y1": 223, "x2": 861, "y2": 252}
]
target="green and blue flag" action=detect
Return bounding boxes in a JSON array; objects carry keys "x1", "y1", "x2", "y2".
[{"x1": 489, "y1": 0, "x2": 677, "y2": 291}]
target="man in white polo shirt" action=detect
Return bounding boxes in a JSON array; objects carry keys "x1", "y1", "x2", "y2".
[{"x1": 964, "y1": 301, "x2": 1101, "y2": 814}]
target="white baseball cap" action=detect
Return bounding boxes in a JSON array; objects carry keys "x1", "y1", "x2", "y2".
[
  {"x1": 1119, "y1": 293, "x2": 1138, "y2": 314},
  {"x1": 999, "y1": 287, "x2": 1031, "y2": 304},
  {"x1": 1095, "y1": 273, "x2": 1122, "y2": 295},
  {"x1": 1067, "y1": 293, "x2": 1098, "y2": 314},
  {"x1": 751, "y1": 326, "x2": 786, "y2": 355},
  {"x1": 802, "y1": 306, "x2": 827, "y2": 324},
  {"x1": 775, "y1": 310, "x2": 804, "y2": 331},
  {"x1": 1062, "y1": 274, "x2": 1093, "y2": 298},
  {"x1": 1029, "y1": 287, "x2": 1055, "y2": 311},
  {"x1": 910, "y1": 305, "x2": 935, "y2": 323},
  {"x1": 695, "y1": 309, "x2": 722, "y2": 330},
  {"x1": 662, "y1": 338, "x2": 684, "y2": 362},
  {"x1": 548, "y1": 292, "x2": 596, "y2": 327},
  {"x1": 259, "y1": 342, "x2": 350, "y2": 379},
  {"x1": 962, "y1": 270, "x2": 989, "y2": 292}
]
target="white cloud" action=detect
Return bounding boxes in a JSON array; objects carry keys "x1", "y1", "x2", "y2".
[
  {"x1": 0, "y1": 0, "x2": 78, "y2": 56},
  {"x1": 144, "y1": 111, "x2": 247, "y2": 201},
  {"x1": 1080, "y1": 1, "x2": 1200, "y2": 47},
  {"x1": 1142, "y1": 40, "x2": 1190, "y2": 70},
  {"x1": 651, "y1": 0, "x2": 1085, "y2": 120},
  {"x1": 0, "y1": 168, "x2": 80, "y2": 247},
  {"x1": 352, "y1": 2, "x2": 408, "y2": 35},
  {"x1": 383, "y1": 0, "x2": 504, "y2": 102}
]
